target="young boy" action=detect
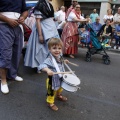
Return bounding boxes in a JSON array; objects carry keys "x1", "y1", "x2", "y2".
[{"x1": 38, "y1": 38, "x2": 68, "y2": 111}]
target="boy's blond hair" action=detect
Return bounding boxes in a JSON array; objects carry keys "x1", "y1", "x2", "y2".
[{"x1": 48, "y1": 38, "x2": 63, "y2": 49}]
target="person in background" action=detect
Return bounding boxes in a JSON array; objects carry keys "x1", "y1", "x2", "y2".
[
  {"x1": 85, "y1": 15, "x2": 92, "y2": 23},
  {"x1": 113, "y1": 22, "x2": 120, "y2": 50},
  {"x1": 112, "y1": 7, "x2": 120, "y2": 45},
  {"x1": 103, "y1": 8, "x2": 114, "y2": 43},
  {"x1": 55, "y1": 6, "x2": 66, "y2": 37},
  {"x1": 97, "y1": 19, "x2": 112, "y2": 46},
  {"x1": 90, "y1": 9, "x2": 99, "y2": 23},
  {"x1": 113, "y1": 7, "x2": 120, "y2": 26},
  {"x1": 61, "y1": 4, "x2": 87, "y2": 58},
  {"x1": 103, "y1": 8, "x2": 113, "y2": 24},
  {"x1": 56, "y1": 6, "x2": 66, "y2": 28},
  {"x1": 38, "y1": 38, "x2": 68, "y2": 111},
  {"x1": 0, "y1": 0, "x2": 28, "y2": 94},
  {"x1": 79, "y1": 27, "x2": 91, "y2": 46},
  {"x1": 91, "y1": 16, "x2": 102, "y2": 34},
  {"x1": 54, "y1": 7, "x2": 60, "y2": 31},
  {"x1": 54, "y1": 7, "x2": 60, "y2": 19}
]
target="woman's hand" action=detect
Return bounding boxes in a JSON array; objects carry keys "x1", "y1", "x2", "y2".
[
  {"x1": 64, "y1": 59, "x2": 69, "y2": 64},
  {"x1": 39, "y1": 35, "x2": 44, "y2": 44},
  {"x1": 106, "y1": 33, "x2": 111, "y2": 36}
]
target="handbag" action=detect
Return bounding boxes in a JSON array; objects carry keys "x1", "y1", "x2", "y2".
[{"x1": 22, "y1": 23, "x2": 32, "y2": 41}]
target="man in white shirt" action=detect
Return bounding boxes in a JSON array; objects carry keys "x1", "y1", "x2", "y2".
[
  {"x1": 55, "y1": 6, "x2": 66, "y2": 29},
  {"x1": 113, "y1": 7, "x2": 120, "y2": 26}
]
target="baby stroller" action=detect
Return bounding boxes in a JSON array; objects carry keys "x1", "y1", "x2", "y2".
[{"x1": 85, "y1": 24, "x2": 110, "y2": 65}]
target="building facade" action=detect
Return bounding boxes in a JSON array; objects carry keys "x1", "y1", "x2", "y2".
[
  {"x1": 64, "y1": 0, "x2": 120, "y2": 24},
  {"x1": 51, "y1": 0, "x2": 64, "y2": 11},
  {"x1": 26, "y1": 0, "x2": 120, "y2": 23}
]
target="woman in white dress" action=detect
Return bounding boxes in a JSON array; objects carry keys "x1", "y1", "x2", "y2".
[{"x1": 61, "y1": 4, "x2": 87, "y2": 58}]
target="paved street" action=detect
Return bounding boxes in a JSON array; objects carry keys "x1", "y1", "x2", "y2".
[{"x1": 0, "y1": 48, "x2": 120, "y2": 120}]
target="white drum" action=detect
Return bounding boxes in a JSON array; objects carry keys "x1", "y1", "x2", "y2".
[{"x1": 61, "y1": 74, "x2": 81, "y2": 92}]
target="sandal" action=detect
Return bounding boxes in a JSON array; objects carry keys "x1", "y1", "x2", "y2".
[
  {"x1": 57, "y1": 94, "x2": 68, "y2": 101},
  {"x1": 48, "y1": 103, "x2": 58, "y2": 111}
]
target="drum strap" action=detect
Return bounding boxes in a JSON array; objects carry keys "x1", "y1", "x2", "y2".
[
  {"x1": 51, "y1": 54, "x2": 64, "y2": 78},
  {"x1": 64, "y1": 63, "x2": 76, "y2": 76}
]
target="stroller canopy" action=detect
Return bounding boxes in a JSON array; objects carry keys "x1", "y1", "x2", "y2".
[{"x1": 86, "y1": 24, "x2": 101, "y2": 49}]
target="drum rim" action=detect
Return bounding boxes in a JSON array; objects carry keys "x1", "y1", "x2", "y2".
[
  {"x1": 62, "y1": 74, "x2": 80, "y2": 86},
  {"x1": 62, "y1": 87, "x2": 77, "y2": 92},
  {"x1": 62, "y1": 80, "x2": 80, "y2": 86}
]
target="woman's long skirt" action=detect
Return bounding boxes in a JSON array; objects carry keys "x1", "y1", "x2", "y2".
[{"x1": 61, "y1": 22, "x2": 79, "y2": 55}]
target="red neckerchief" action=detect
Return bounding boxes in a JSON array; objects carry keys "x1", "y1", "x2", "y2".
[{"x1": 71, "y1": 9, "x2": 80, "y2": 19}]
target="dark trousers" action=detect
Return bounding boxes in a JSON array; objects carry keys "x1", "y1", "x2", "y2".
[
  {"x1": 0, "y1": 23, "x2": 23, "y2": 79},
  {"x1": 114, "y1": 35, "x2": 120, "y2": 46}
]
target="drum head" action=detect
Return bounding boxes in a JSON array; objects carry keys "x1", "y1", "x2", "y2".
[{"x1": 63, "y1": 74, "x2": 80, "y2": 86}]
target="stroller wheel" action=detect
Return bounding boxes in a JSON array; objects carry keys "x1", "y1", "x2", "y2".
[
  {"x1": 104, "y1": 59, "x2": 110, "y2": 65},
  {"x1": 86, "y1": 57, "x2": 91, "y2": 62},
  {"x1": 86, "y1": 52, "x2": 91, "y2": 58},
  {"x1": 102, "y1": 55, "x2": 106, "y2": 60},
  {"x1": 102, "y1": 55, "x2": 110, "y2": 60},
  {"x1": 86, "y1": 52, "x2": 91, "y2": 62}
]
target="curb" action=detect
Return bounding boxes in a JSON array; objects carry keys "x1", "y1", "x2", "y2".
[
  {"x1": 106, "y1": 48, "x2": 120, "y2": 54},
  {"x1": 78, "y1": 46, "x2": 120, "y2": 54}
]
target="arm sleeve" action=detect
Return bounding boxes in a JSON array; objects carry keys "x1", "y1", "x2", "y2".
[
  {"x1": 103, "y1": 15, "x2": 107, "y2": 20},
  {"x1": 38, "y1": 58, "x2": 53, "y2": 71},
  {"x1": 34, "y1": 10, "x2": 43, "y2": 18},
  {"x1": 21, "y1": 0, "x2": 28, "y2": 13},
  {"x1": 68, "y1": 12, "x2": 77, "y2": 20},
  {"x1": 80, "y1": 16, "x2": 85, "y2": 20}
]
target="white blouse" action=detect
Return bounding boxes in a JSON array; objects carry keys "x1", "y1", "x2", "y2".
[
  {"x1": 67, "y1": 11, "x2": 84, "y2": 22},
  {"x1": 103, "y1": 15, "x2": 113, "y2": 22}
]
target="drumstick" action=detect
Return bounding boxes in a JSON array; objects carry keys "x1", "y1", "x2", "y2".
[
  {"x1": 68, "y1": 61, "x2": 79, "y2": 67},
  {"x1": 54, "y1": 71, "x2": 74, "y2": 75}
]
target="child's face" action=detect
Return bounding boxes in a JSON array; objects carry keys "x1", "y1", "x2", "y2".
[
  {"x1": 49, "y1": 45, "x2": 62, "y2": 57},
  {"x1": 106, "y1": 20, "x2": 110, "y2": 25}
]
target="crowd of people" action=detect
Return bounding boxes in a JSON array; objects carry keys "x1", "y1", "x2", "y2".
[
  {"x1": 24, "y1": 1, "x2": 120, "y2": 60},
  {"x1": 0, "y1": 0, "x2": 120, "y2": 111}
]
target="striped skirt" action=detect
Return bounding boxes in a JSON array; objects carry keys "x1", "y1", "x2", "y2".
[{"x1": 61, "y1": 21, "x2": 79, "y2": 55}]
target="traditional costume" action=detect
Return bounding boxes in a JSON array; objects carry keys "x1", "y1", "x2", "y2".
[
  {"x1": 61, "y1": 9, "x2": 81, "y2": 55},
  {"x1": 24, "y1": 0, "x2": 59, "y2": 68},
  {"x1": 38, "y1": 54, "x2": 65, "y2": 104}
]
